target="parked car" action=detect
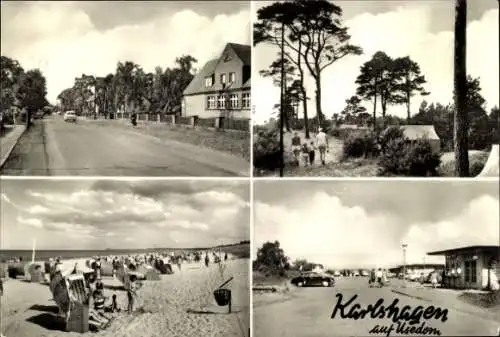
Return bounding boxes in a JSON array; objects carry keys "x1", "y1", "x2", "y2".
[
  {"x1": 291, "y1": 272, "x2": 335, "y2": 287},
  {"x1": 63, "y1": 111, "x2": 77, "y2": 122}
]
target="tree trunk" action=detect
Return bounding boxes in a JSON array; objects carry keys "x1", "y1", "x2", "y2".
[
  {"x1": 314, "y1": 74, "x2": 322, "y2": 127},
  {"x1": 406, "y1": 92, "x2": 411, "y2": 123},
  {"x1": 372, "y1": 93, "x2": 377, "y2": 131},
  {"x1": 453, "y1": 0, "x2": 469, "y2": 177},
  {"x1": 297, "y1": 40, "x2": 310, "y2": 139}
]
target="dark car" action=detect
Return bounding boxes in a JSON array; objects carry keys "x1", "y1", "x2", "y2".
[{"x1": 291, "y1": 272, "x2": 335, "y2": 287}]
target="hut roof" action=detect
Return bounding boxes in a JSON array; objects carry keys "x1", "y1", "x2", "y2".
[{"x1": 400, "y1": 125, "x2": 440, "y2": 141}]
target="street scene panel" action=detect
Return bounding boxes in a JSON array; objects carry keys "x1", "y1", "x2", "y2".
[
  {"x1": 0, "y1": 179, "x2": 251, "y2": 337},
  {"x1": 252, "y1": 0, "x2": 499, "y2": 177},
  {"x1": 0, "y1": 1, "x2": 251, "y2": 176},
  {"x1": 253, "y1": 180, "x2": 500, "y2": 336}
]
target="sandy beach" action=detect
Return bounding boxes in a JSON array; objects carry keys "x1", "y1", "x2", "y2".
[{"x1": 1, "y1": 258, "x2": 249, "y2": 337}]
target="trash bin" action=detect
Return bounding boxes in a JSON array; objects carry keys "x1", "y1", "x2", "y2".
[{"x1": 213, "y1": 288, "x2": 231, "y2": 306}]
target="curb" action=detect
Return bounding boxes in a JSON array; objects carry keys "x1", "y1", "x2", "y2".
[
  {"x1": 391, "y1": 288, "x2": 430, "y2": 302},
  {"x1": 0, "y1": 125, "x2": 26, "y2": 168}
]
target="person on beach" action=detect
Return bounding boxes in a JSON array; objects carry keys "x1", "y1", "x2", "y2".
[
  {"x1": 127, "y1": 275, "x2": 138, "y2": 313},
  {"x1": 95, "y1": 258, "x2": 102, "y2": 280},
  {"x1": 375, "y1": 268, "x2": 383, "y2": 286},
  {"x1": 0, "y1": 277, "x2": 3, "y2": 296},
  {"x1": 309, "y1": 141, "x2": 316, "y2": 166},
  {"x1": 316, "y1": 128, "x2": 329, "y2": 166},
  {"x1": 109, "y1": 293, "x2": 120, "y2": 313},
  {"x1": 291, "y1": 132, "x2": 301, "y2": 164},
  {"x1": 205, "y1": 253, "x2": 210, "y2": 268},
  {"x1": 224, "y1": 252, "x2": 228, "y2": 261}
]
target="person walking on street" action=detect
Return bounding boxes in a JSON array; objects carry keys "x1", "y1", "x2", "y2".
[
  {"x1": 316, "y1": 128, "x2": 329, "y2": 166},
  {"x1": 375, "y1": 268, "x2": 383, "y2": 287}
]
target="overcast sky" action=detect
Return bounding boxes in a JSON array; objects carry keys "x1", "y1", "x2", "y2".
[
  {"x1": 1, "y1": 179, "x2": 250, "y2": 250},
  {"x1": 253, "y1": 0, "x2": 499, "y2": 124},
  {"x1": 0, "y1": 1, "x2": 250, "y2": 103},
  {"x1": 254, "y1": 180, "x2": 499, "y2": 269}
]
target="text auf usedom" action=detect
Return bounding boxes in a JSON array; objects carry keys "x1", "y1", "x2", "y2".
[{"x1": 330, "y1": 294, "x2": 446, "y2": 336}]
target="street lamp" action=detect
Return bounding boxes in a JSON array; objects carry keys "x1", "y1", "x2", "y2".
[{"x1": 402, "y1": 243, "x2": 408, "y2": 288}]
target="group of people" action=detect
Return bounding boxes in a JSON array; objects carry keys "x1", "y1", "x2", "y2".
[
  {"x1": 369, "y1": 268, "x2": 389, "y2": 287},
  {"x1": 290, "y1": 128, "x2": 329, "y2": 167}
]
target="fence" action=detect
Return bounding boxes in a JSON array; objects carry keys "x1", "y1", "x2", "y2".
[{"x1": 114, "y1": 113, "x2": 250, "y2": 132}]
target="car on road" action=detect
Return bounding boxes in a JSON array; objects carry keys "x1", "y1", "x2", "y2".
[
  {"x1": 291, "y1": 272, "x2": 335, "y2": 287},
  {"x1": 63, "y1": 111, "x2": 77, "y2": 122}
]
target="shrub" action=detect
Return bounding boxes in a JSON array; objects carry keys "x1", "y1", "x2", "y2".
[
  {"x1": 405, "y1": 140, "x2": 441, "y2": 176},
  {"x1": 343, "y1": 132, "x2": 379, "y2": 159},
  {"x1": 253, "y1": 128, "x2": 281, "y2": 171},
  {"x1": 379, "y1": 138, "x2": 441, "y2": 176},
  {"x1": 470, "y1": 151, "x2": 490, "y2": 177},
  {"x1": 379, "y1": 126, "x2": 404, "y2": 153}
]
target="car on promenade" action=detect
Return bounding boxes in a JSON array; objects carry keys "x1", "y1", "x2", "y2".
[{"x1": 291, "y1": 272, "x2": 335, "y2": 287}]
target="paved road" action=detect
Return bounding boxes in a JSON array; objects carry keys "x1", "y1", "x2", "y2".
[
  {"x1": 254, "y1": 278, "x2": 499, "y2": 337},
  {"x1": 0, "y1": 117, "x2": 249, "y2": 176}
]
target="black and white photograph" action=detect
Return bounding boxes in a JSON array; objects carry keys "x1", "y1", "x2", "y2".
[
  {"x1": 0, "y1": 1, "x2": 251, "y2": 177},
  {"x1": 252, "y1": 0, "x2": 499, "y2": 177},
  {"x1": 253, "y1": 180, "x2": 500, "y2": 336},
  {"x1": 0, "y1": 179, "x2": 250, "y2": 337}
]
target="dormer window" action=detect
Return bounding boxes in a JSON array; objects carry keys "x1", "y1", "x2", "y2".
[
  {"x1": 220, "y1": 73, "x2": 227, "y2": 84},
  {"x1": 204, "y1": 75, "x2": 214, "y2": 87}
]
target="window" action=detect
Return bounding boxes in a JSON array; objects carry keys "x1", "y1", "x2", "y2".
[
  {"x1": 220, "y1": 73, "x2": 227, "y2": 84},
  {"x1": 223, "y1": 53, "x2": 231, "y2": 62},
  {"x1": 206, "y1": 96, "x2": 216, "y2": 109},
  {"x1": 242, "y1": 92, "x2": 250, "y2": 109},
  {"x1": 205, "y1": 76, "x2": 213, "y2": 87},
  {"x1": 229, "y1": 94, "x2": 238, "y2": 109},
  {"x1": 464, "y1": 260, "x2": 477, "y2": 283},
  {"x1": 217, "y1": 95, "x2": 226, "y2": 109},
  {"x1": 229, "y1": 72, "x2": 236, "y2": 83}
]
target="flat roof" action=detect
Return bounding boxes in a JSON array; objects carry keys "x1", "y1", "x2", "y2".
[{"x1": 427, "y1": 245, "x2": 500, "y2": 256}]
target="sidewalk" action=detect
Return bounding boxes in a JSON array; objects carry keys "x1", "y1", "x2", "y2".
[
  {"x1": 391, "y1": 284, "x2": 499, "y2": 322},
  {"x1": 0, "y1": 125, "x2": 26, "y2": 167}
]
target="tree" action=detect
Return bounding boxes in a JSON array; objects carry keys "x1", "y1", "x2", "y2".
[
  {"x1": 18, "y1": 69, "x2": 49, "y2": 127},
  {"x1": 254, "y1": 241, "x2": 289, "y2": 274},
  {"x1": 291, "y1": 0, "x2": 363, "y2": 124},
  {"x1": 490, "y1": 106, "x2": 499, "y2": 144},
  {"x1": 341, "y1": 95, "x2": 367, "y2": 125},
  {"x1": 453, "y1": 0, "x2": 469, "y2": 177},
  {"x1": 392, "y1": 56, "x2": 430, "y2": 121},
  {"x1": 254, "y1": 2, "x2": 311, "y2": 138},
  {"x1": 355, "y1": 51, "x2": 398, "y2": 130}
]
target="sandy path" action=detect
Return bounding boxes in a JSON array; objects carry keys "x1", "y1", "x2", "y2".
[{"x1": 1, "y1": 259, "x2": 249, "y2": 337}]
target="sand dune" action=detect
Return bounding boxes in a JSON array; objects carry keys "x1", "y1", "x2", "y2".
[{"x1": 0, "y1": 259, "x2": 249, "y2": 337}]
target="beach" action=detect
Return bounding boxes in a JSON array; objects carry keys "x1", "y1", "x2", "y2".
[{"x1": 1, "y1": 258, "x2": 249, "y2": 337}]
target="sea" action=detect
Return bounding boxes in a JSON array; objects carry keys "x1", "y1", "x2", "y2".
[{"x1": 0, "y1": 248, "x2": 203, "y2": 262}]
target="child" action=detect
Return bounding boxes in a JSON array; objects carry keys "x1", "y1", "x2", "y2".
[
  {"x1": 109, "y1": 293, "x2": 120, "y2": 313},
  {"x1": 308, "y1": 141, "x2": 315, "y2": 166},
  {"x1": 301, "y1": 143, "x2": 310, "y2": 167}
]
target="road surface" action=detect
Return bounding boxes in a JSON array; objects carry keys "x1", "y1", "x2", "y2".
[
  {"x1": 0, "y1": 117, "x2": 249, "y2": 176},
  {"x1": 253, "y1": 278, "x2": 499, "y2": 337}
]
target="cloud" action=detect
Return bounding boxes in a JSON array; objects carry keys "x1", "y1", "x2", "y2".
[
  {"x1": 1, "y1": 2, "x2": 250, "y2": 102},
  {"x1": 254, "y1": 192, "x2": 499, "y2": 269},
  {"x1": 1, "y1": 181, "x2": 250, "y2": 249},
  {"x1": 253, "y1": 4, "x2": 499, "y2": 124}
]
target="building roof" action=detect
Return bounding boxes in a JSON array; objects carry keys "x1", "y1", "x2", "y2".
[
  {"x1": 227, "y1": 43, "x2": 251, "y2": 66},
  {"x1": 183, "y1": 43, "x2": 251, "y2": 96},
  {"x1": 427, "y1": 245, "x2": 500, "y2": 256},
  {"x1": 401, "y1": 125, "x2": 440, "y2": 141}
]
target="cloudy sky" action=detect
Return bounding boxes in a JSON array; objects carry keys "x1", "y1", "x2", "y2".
[
  {"x1": 0, "y1": 1, "x2": 250, "y2": 103},
  {"x1": 1, "y1": 179, "x2": 250, "y2": 250},
  {"x1": 254, "y1": 180, "x2": 499, "y2": 269},
  {"x1": 253, "y1": 0, "x2": 499, "y2": 124}
]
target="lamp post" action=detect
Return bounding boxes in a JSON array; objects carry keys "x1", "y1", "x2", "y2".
[{"x1": 402, "y1": 243, "x2": 408, "y2": 288}]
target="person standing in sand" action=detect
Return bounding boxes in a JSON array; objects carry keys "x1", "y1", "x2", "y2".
[
  {"x1": 316, "y1": 128, "x2": 329, "y2": 166},
  {"x1": 127, "y1": 275, "x2": 138, "y2": 313}
]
